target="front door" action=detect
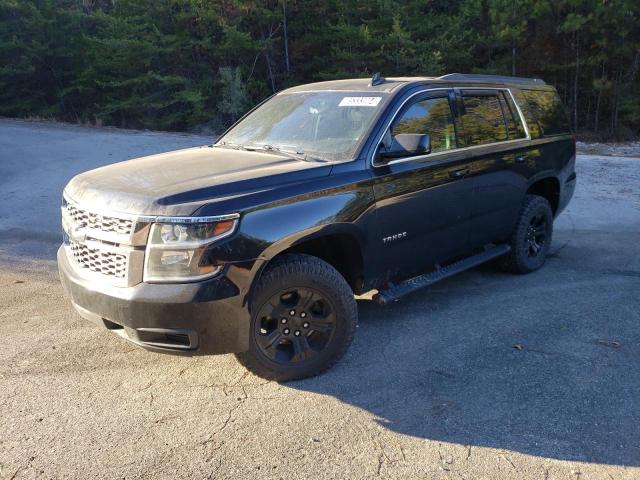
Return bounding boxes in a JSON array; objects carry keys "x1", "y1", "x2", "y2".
[{"x1": 371, "y1": 91, "x2": 474, "y2": 282}]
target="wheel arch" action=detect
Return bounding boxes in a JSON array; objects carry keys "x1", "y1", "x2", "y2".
[
  {"x1": 526, "y1": 175, "x2": 561, "y2": 215},
  {"x1": 281, "y1": 233, "x2": 365, "y2": 294},
  {"x1": 248, "y1": 226, "x2": 367, "y2": 304}
]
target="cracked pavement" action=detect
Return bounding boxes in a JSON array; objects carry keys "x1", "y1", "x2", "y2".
[{"x1": 1, "y1": 119, "x2": 639, "y2": 479}]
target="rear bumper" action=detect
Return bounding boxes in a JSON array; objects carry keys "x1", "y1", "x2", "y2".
[
  {"x1": 557, "y1": 171, "x2": 577, "y2": 216},
  {"x1": 57, "y1": 246, "x2": 253, "y2": 355}
]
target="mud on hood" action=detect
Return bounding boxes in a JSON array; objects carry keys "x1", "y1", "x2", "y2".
[{"x1": 64, "y1": 146, "x2": 333, "y2": 216}]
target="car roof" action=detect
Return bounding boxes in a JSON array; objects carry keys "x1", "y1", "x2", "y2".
[
  {"x1": 281, "y1": 74, "x2": 551, "y2": 95},
  {"x1": 282, "y1": 78, "x2": 414, "y2": 93}
]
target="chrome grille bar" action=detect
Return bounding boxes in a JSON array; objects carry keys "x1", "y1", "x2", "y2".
[
  {"x1": 62, "y1": 193, "x2": 150, "y2": 287},
  {"x1": 65, "y1": 202, "x2": 134, "y2": 236},
  {"x1": 69, "y1": 240, "x2": 127, "y2": 278}
]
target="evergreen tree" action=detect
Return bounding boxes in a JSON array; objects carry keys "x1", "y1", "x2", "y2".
[{"x1": 0, "y1": 0, "x2": 638, "y2": 137}]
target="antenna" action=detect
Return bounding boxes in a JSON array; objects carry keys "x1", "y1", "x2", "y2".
[{"x1": 370, "y1": 72, "x2": 385, "y2": 87}]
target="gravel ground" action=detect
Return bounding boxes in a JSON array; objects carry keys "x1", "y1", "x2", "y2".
[
  {"x1": 1, "y1": 119, "x2": 639, "y2": 479},
  {"x1": 576, "y1": 141, "x2": 640, "y2": 158}
]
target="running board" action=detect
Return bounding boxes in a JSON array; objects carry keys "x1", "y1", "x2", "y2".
[{"x1": 373, "y1": 244, "x2": 511, "y2": 306}]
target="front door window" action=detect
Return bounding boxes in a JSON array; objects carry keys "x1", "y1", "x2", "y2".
[{"x1": 391, "y1": 96, "x2": 457, "y2": 154}]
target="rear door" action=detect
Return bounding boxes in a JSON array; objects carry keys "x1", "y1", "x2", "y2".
[
  {"x1": 515, "y1": 87, "x2": 575, "y2": 188},
  {"x1": 455, "y1": 89, "x2": 531, "y2": 247},
  {"x1": 371, "y1": 90, "x2": 475, "y2": 282}
]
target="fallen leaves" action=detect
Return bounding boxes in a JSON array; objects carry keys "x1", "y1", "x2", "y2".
[{"x1": 596, "y1": 339, "x2": 621, "y2": 349}]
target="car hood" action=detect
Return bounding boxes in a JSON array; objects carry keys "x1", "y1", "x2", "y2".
[{"x1": 64, "y1": 146, "x2": 333, "y2": 216}]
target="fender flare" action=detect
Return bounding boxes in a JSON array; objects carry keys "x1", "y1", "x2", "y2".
[
  {"x1": 526, "y1": 171, "x2": 561, "y2": 191},
  {"x1": 242, "y1": 223, "x2": 367, "y2": 309}
]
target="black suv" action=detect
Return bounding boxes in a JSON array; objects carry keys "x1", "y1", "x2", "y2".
[{"x1": 58, "y1": 74, "x2": 576, "y2": 380}]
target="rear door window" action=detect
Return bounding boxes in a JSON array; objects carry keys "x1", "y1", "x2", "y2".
[
  {"x1": 499, "y1": 91, "x2": 527, "y2": 140},
  {"x1": 458, "y1": 92, "x2": 508, "y2": 147},
  {"x1": 391, "y1": 95, "x2": 456, "y2": 153}
]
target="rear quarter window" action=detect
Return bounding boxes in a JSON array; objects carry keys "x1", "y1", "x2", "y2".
[{"x1": 518, "y1": 89, "x2": 571, "y2": 138}]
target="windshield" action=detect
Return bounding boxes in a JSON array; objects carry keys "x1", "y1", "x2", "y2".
[{"x1": 217, "y1": 91, "x2": 388, "y2": 161}]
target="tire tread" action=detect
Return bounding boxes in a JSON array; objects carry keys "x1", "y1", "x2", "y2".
[{"x1": 498, "y1": 194, "x2": 553, "y2": 274}]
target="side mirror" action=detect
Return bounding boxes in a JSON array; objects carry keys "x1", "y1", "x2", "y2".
[{"x1": 379, "y1": 133, "x2": 431, "y2": 160}]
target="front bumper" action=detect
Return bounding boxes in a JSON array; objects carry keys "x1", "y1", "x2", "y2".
[{"x1": 57, "y1": 246, "x2": 253, "y2": 354}]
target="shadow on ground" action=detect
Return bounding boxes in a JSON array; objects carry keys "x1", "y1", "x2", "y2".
[{"x1": 287, "y1": 245, "x2": 640, "y2": 466}]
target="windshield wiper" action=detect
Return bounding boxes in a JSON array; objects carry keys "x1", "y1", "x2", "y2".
[
  {"x1": 213, "y1": 141, "x2": 248, "y2": 151},
  {"x1": 245, "y1": 144, "x2": 328, "y2": 163}
]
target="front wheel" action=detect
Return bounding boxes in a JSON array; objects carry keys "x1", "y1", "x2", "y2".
[
  {"x1": 498, "y1": 194, "x2": 554, "y2": 274},
  {"x1": 235, "y1": 254, "x2": 357, "y2": 381}
]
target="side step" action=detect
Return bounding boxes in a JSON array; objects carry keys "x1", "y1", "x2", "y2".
[{"x1": 373, "y1": 244, "x2": 511, "y2": 306}]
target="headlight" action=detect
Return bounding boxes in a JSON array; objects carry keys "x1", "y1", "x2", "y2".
[{"x1": 143, "y1": 214, "x2": 239, "y2": 283}]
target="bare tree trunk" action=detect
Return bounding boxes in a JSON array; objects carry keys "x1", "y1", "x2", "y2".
[
  {"x1": 610, "y1": 71, "x2": 619, "y2": 135},
  {"x1": 562, "y1": 35, "x2": 569, "y2": 106},
  {"x1": 511, "y1": 0, "x2": 516, "y2": 76},
  {"x1": 282, "y1": 0, "x2": 290, "y2": 75},
  {"x1": 573, "y1": 32, "x2": 579, "y2": 131},
  {"x1": 261, "y1": 26, "x2": 281, "y2": 93},
  {"x1": 594, "y1": 91, "x2": 601, "y2": 133},
  {"x1": 265, "y1": 51, "x2": 276, "y2": 93},
  {"x1": 246, "y1": 52, "x2": 261, "y2": 82},
  {"x1": 612, "y1": 51, "x2": 640, "y2": 135},
  {"x1": 594, "y1": 61, "x2": 604, "y2": 133},
  {"x1": 614, "y1": 70, "x2": 623, "y2": 133}
]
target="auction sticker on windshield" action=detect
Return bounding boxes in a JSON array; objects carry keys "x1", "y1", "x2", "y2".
[{"x1": 338, "y1": 97, "x2": 382, "y2": 107}]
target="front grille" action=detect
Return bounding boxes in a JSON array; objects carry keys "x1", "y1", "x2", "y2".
[
  {"x1": 69, "y1": 240, "x2": 128, "y2": 279},
  {"x1": 65, "y1": 202, "x2": 134, "y2": 236},
  {"x1": 62, "y1": 194, "x2": 148, "y2": 287}
]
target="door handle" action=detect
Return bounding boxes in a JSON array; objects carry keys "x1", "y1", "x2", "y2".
[
  {"x1": 515, "y1": 155, "x2": 526, "y2": 163},
  {"x1": 449, "y1": 167, "x2": 470, "y2": 178}
]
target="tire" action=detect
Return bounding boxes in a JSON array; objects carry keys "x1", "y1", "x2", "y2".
[
  {"x1": 498, "y1": 194, "x2": 554, "y2": 274},
  {"x1": 235, "y1": 253, "x2": 357, "y2": 381}
]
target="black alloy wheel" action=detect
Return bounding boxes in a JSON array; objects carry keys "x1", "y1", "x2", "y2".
[
  {"x1": 525, "y1": 213, "x2": 548, "y2": 258},
  {"x1": 498, "y1": 194, "x2": 554, "y2": 274},
  {"x1": 254, "y1": 287, "x2": 336, "y2": 364},
  {"x1": 235, "y1": 253, "x2": 357, "y2": 381}
]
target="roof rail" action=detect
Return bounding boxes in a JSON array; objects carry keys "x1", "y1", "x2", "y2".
[{"x1": 438, "y1": 73, "x2": 546, "y2": 86}]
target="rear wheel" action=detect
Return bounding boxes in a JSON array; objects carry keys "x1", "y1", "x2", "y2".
[
  {"x1": 498, "y1": 194, "x2": 553, "y2": 274},
  {"x1": 235, "y1": 254, "x2": 357, "y2": 381}
]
